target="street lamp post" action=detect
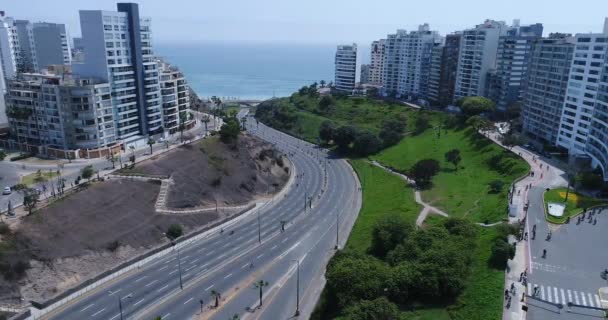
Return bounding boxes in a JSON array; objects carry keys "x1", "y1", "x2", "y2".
[
  {"x1": 177, "y1": 247, "x2": 183, "y2": 289},
  {"x1": 257, "y1": 208, "x2": 262, "y2": 244},
  {"x1": 109, "y1": 291, "x2": 131, "y2": 320},
  {"x1": 335, "y1": 210, "x2": 339, "y2": 250},
  {"x1": 292, "y1": 259, "x2": 300, "y2": 316}
]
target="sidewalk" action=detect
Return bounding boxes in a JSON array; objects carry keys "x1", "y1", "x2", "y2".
[{"x1": 486, "y1": 132, "x2": 567, "y2": 320}]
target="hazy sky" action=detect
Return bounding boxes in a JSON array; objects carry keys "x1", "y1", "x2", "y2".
[{"x1": 3, "y1": 0, "x2": 608, "y2": 45}]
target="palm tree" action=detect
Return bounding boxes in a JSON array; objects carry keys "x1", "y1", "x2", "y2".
[
  {"x1": 202, "y1": 115, "x2": 210, "y2": 133},
  {"x1": 210, "y1": 289, "x2": 221, "y2": 308},
  {"x1": 147, "y1": 138, "x2": 155, "y2": 155},
  {"x1": 320, "y1": 80, "x2": 326, "y2": 88},
  {"x1": 254, "y1": 280, "x2": 269, "y2": 308},
  {"x1": 179, "y1": 112, "x2": 188, "y2": 142}
]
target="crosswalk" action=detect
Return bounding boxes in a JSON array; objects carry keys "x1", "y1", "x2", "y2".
[{"x1": 528, "y1": 283, "x2": 601, "y2": 308}]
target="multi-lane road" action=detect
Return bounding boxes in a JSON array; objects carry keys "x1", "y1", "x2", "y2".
[{"x1": 43, "y1": 109, "x2": 360, "y2": 320}]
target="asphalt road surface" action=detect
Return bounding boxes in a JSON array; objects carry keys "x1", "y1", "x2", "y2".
[
  {"x1": 526, "y1": 186, "x2": 607, "y2": 319},
  {"x1": 45, "y1": 110, "x2": 360, "y2": 320}
]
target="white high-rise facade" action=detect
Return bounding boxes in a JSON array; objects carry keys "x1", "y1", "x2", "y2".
[
  {"x1": 75, "y1": 3, "x2": 162, "y2": 142},
  {"x1": 556, "y1": 22, "x2": 608, "y2": 155},
  {"x1": 0, "y1": 13, "x2": 19, "y2": 80},
  {"x1": 454, "y1": 20, "x2": 508, "y2": 101},
  {"x1": 369, "y1": 39, "x2": 386, "y2": 85},
  {"x1": 334, "y1": 44, "x2": 357, "y2": 92},
  {"x1": 382, "y1": 24, "x2": 442, "y2": 100}
]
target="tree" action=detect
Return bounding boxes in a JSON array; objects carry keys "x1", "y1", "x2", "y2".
[
  {"x1": 147, "y1": 138, "x2": 155, "y2": 155},
  {"x1": 318, "y1": 96, "x2": 333, "y2": 113},
  {"x1": 578, "y1": 172, "x2": 604, "y2": 190},
  {"x1": 319, "y1": 120, "x2": 336, "y2": 144},
  {"x1": 0, "y1": 150, "x2": 6, "y2": 161},
  {"x1": 333, "y1": 125, "x2": 357, "y2": 149},
  {"x1": 166, "y1": 224, "x2": 183, "y2": 240},
  {"x1": 370, "y1": 213, "x2": 414, "y2": 258},
  {"x1": 319, "y1": 80, "x2": 326, "y2": 88},
  {"x1": 178, "y1": 112, "x2": 188, "y2": 142},
  {"x1": 460, "y1": 96, "x2": 496, "y2": 116},
  {"x1": 488, "y1": 180, "x2": 504, "y2": 193},
  {"x1": 379, "y1": 119, "x2": 406, "y2": 147},
  {"x1": 219, "y1": 117, "x2": 241, "y2": 144},
  {"x1": 409, "y1": 159, "x2": 440, "y2": 188},
  {"x1": 80, "y1": 165, "x2": 94, "y2": 182},
  {"x1": 21, "y1": 188, "x2": 39, "y2": 215},
  {"x1": 352, "y1": 131, "x2": 381, "y2": 156},
  {"x1": 210, "y1": 289, "x2": 221, "y2": 308},
  {"x1": 254, "y1": 280, "x2": 269, "y2": 307},
  {"x1": 414, "y1": 114, "x2": 430, "y2": 134},
  {"x1": 107, "y1": 153, "x2": 118, "y2": 169},
  {"x1": 466, "y1": 115, "x2": 492, "y2": 133},
  {"x1": 444, "y1": 149, "x2": 461, "y2": 171},
  {"x1": 489, "y1": 238, "x2": 515, "y2": 269},
  {"x1": 500, "y1": 132, "x2": 526, "y2": 149},
  {"x1": 342, "y1": 297, "x2": 400, "y2": 320}
]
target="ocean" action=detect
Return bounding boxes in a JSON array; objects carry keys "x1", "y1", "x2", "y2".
[{"x1": 156, "y1": 42, "x2": 351, "y2": 101}]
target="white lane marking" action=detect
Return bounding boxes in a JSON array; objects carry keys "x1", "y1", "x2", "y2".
[
  {"x1": 185, "y1": 265, "x2": 196, "y2": 272},
  {"x1": 159, "y1": 265, "x2": 168, "y2": 271},
  {"x1": 567, "y1": 290, "x2": 572, "y2": 302},
  {"x1": 169, "y1": 269, "x2": 178, "y2": 275},
  {"x1": 190, "y1": 258, "x2": 200, "y2": 264},
  {"x1": 217, "y1": 253, "x2": 227, "y2": 260},
  {"x1": 224, "y1": 273, "x2": 233, "y2": 279},
  {"x1": 133, "y1": 298, "x2": 145, "y2": 306},
  {"x1": 80, "y1": 303, "x2": 95, "y2": 312},
  {"x1": 574, "y1": 291, "x2": 580, "y2": 305},
  {"x1": 540, "y1": 286, "x2": 545, "y2": 300},
  {"x1": 108, "y1": 289, "x2": 121, "y2": 296},
  {"x1": 145, "y1": 279, "x2": 158, "y2": 287},
  {"x1": 157, "y1": 284, "x2": 169, "y2": 292},
  {"x1": 205, "y1": 284, "x2": 214, "y2": 291},
  {"x1": 278, "y1": 240, "x2": 301, "y2": 260},
  {"x1": 242, "y1": 262, "x2": 249, "y2": 269},
  {"x1": 161, "y1": 313, "x2": 171, "y2": 319},
  {"x1": 91, "y1": 308, "x2": 105, "y2": 317},
  {"x1": 587, "y1": 293, "x2": 594, "y2": 307},
  {"x1": 182, "y1": 255, "x2": 190, "y2": 260},
  {"x1": 205, "y1": 250, "x2": 216, "y2": 256},
  {"x1": 271, "y1": 245, "x2": 278, "y2": 250},
  {"x1": 121, "y1": 293, "x2": 133, "y2": 300},
  {"x1": 560, "y1": 289, "x2": 565, "y2": 305},
  {"x1": 596, "y1": 294, "x2": 601, "y2": 307},
  {"x1": 109, "y1": 313, "x2": 120, "y2": 320},
  {"x1": 547, "y1": 286, "x2": 552, "y2": 302},
  {"x1": 256, "y1": 253, "x2": 264, "y2": 259},
  {"x1": 183, "y1": 297, "x2": 194, "y2": 305},
  {"x1": 581, "y1": 292, "x2": 587, "y2": 305},
  {"x1": 135, "y1": 275, "x2": 147, "y2": 283},
  {"x1": 281, "y1": 237, "x2": 289, "y2": 243}
]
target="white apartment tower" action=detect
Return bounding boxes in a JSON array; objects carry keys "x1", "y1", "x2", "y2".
[
  {"x1": 556, "y1": 20, "x2": 608, "y2": 155},
  {"x1": 369, "y1": 39, "x2": 386, "y2": 85},
  {"x1": 75, "y1": 3, "x2": 163, "y2": 143},
  {"x1": 335, "y1": 44, "x2": 357, "y2": 92},
  {"x1": 158, "y1": 60, "x2": 190, "y2": 134},
  {"x1": 382, "y1": 24, "x2": 442, "y2": 100},
  {"x1": 454, "y1": 20, "x2": 509, "y2": 101},
  {"x1": 0, "y1": 12, "x2": 19, "y2": 79}
]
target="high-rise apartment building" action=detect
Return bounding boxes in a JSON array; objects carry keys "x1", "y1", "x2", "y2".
[
  {"x1": 454, "y1": 20, "x2": 509, "y2": 101},
  {"x1": 0, "y1": 12, "x2": 19, "y2": 80},
  {"x1": 14, "y1": 20, "x2": 38, "y2": 72},
  {"x1": 383, "y1": 24, "x2": 442, "y2": 100},
  {"x1": 158, "y1": 60, "x2": 190, "y2": 134},
  {"x1": 427, "y1": 33, "x2": 461, "y2": 107},
  {"x1": 360, "y1": 64, "x2": 370, "y2": 84},
  {"x1": 368, "y1": 39, "x2": 386, "y2": 85},
  {"x1": 522, "y1": 34, "x2": 575, "y2": 144},
  {"x1": 32, "y1": 22, "x2": 72, "y2": 70},
  {"x1": 6, "y1": 73, "x2": 115, "y2": 151},
  {"x1": 556, "y1": 22, "x2": 608, "y2": 155},
  {"x1": 75, "y1": 3, "x2": 163, "y2": 143},
  {"x1": 334, "y1": 43, "x2": 357, "y2": 92},
  {"x1": 488, "y1": 23, "x2": 543, "y2": 110}
]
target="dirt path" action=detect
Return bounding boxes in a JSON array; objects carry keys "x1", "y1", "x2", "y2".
[{"x1": 369, "y1": 160, "x2": 449, "y2": 226}]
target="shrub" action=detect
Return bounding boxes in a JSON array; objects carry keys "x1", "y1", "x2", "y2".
[
  {"x1": 409, "y1": 159, "x2": 440, "y2": 188},
  {"x1": 166, "y1": 224, "x2": 183, "y2": 240},
  {"x1": 106, "y1": 240, "x2": 121, "y2": 252},
  {"x1": 489, "y1": 238, "x2": 515, "y2": 269},
  {"x1": 370, "y1": 213, "x2": 413, "y2": 258},
  {"x1": 488, "y1": 180, "x2": 505, "y2": 193},
  {"x1": 460, "y1": 96, "x2": 496, "y2": 116},
  {"x1": 352, "y1": 131, "x2": 381, "y2": 156},
  {"x1": 342, "y1": 297, "x2": 400, "y2": 320}
]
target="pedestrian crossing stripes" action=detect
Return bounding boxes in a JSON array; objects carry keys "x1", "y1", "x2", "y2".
[{"x1": 528, "y1": 283, "x2": 600, "y2": 307}]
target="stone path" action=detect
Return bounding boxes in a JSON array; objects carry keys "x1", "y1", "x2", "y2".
[{"x1": 369, "y1": 160, "x2": 449, "y2": 226}]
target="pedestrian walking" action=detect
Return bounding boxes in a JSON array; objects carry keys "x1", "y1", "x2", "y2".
[
  {"x1": 524, "y1": 232, "x2": 528, "y2": 241},
  {"x1": 593, "y1": 218, "x2": 597, "y2": 225},
  {"x1": 542, "y1": 249, "x2": 547, "y2": 258},
  {"x1": 532, "y1": 224, "x2": 536, "y2": 233},
  {"x1": 505, "y1": 289, "x2": 510, "y2": 299},
  {"x1": 519, "y1": 272, "x2": 524, "y2": 282},
  {"x1": 540, "y1": 163, "x2": 543, "y2": 169}
]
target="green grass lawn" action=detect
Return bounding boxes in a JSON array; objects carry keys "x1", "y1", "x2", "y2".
[
  {"x1": 346, "y1": 159, "x2": 421, "y2": 252},
  {"x1": 374, "y1": 125, "x2": 529, "y2": 223},
  {"x1": 544, "y1": 187, "x2": 608, "y2": 224},
  {"x1": 21, "y1": 171, "x2": 59, "y2": 186},
  {"x1": 447, "y1": 226, "x2": 505, "y2": 320}
]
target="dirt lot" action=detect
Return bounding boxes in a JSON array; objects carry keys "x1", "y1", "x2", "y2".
[
  {"x1": 0, "y1": 134, "x2": 289, "y2": 305},
  {"x1": 122, "y1": 134, "x2": 289, "y2": 209}
]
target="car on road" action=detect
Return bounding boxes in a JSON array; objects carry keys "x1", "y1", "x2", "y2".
[{"x1": 2, "y1": 187, "x2": 11, "y2": 195}]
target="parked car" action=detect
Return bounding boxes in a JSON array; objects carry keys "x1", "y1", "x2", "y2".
[{"x1": 2, "y1": 187, "x2": 11, "y2": 195}]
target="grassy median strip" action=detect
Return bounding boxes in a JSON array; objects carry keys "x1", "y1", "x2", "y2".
[{"x1": 544, "y1": 187, "x2": 608, "y2": 224}]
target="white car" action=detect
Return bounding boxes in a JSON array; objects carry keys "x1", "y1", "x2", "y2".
[{"x1": 2, "y1": 187, "x2": 11, "y2": 195}]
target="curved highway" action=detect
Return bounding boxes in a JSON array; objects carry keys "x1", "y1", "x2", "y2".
[{"x1": 45, "y1": 109, "x2": 361, "y2": 320}]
